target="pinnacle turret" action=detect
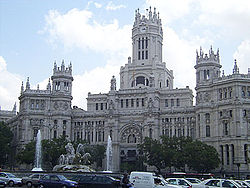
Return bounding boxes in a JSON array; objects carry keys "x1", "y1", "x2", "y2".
[
  {"x1": 233, "y1": 59, "x2": 239, "y2": 74},
  {"x1": 196, "y1": 46, "x2": 220, "y2": 64},
  {"x1": 21, "y1": 81, "x2": 24, "y2": 94},
  {"x1": 47, "y1": 78, "x2": 51, "y2": 91},
  {"x1": 26, "y1": 77, "x2": 30, "y2": 90},
  {"x1": 134, "y1": 7, "x2": 162, "y2": 27}
]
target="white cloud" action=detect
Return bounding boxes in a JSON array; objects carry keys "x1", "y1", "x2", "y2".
[
  {"x1": 145, "y1": 0, "x2": 195, "y2": 24},
  {"x1": 196, "y1": 0, "x2": 250, "y2": 38},
  {"x1": 72, "y1": 64, "x2": 120, "y2": 109},
  {"x1": 105, "y1": 1, "x2": 126, "y2": 11},
  {"x1": 94, "y1": 2, "x2": 102, "y2": 8},
  {"x1": 43, "y1": 8, "x2": 131, "y2": 58},
  {"x1": 0, "y1": 56, "x2": 23, "y2": 110},
  {"x1": 233, "y1": 40, "x2": 250, "y2": 74}
]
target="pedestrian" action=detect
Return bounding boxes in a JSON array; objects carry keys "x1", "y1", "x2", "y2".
[{"x1": 122, "y1": 173, "x2": 130, "y2": 188}]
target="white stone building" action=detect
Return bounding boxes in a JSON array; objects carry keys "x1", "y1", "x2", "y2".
[{"x1": 6, "y1": 7, "x2": 250, "y2": 175}]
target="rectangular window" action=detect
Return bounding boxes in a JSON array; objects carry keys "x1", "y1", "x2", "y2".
[
  {"x1": 126, "y1": 99, "x2": 129, "y2": 108},
  {"x1": 177, "y1": 98, "x2": 180, "y2": 106},
  {"x1": 142, "y1": 38, "x2": 144, "y2": 49},
  {"x1": 165, "y1": 99, "x2": 168, "y2": 107},
  {"x1": 145, "y1": 50, "x2": 148, "y2": 59},
  {"x1": 138, "y1": 51, "x2": 140, "y2": 60},
  {"x1": 171, "y1": 99, "x2": 174, "y2": 107},
  {"x1": 142, "y1": 51, "x2": 144, "y2": 59},
  {"x1": 146, "y1": 37, "x2": 148, "y2": 48},
  {"x1": 136, "y1": 98, "x2": 139, "y2": 107},
  {"x1": 131, "y1": 99, "x2": 134, "y2": 107},
  {"x1": 142, "y1": 98, "x2": 144, "y2": 106},
  {"x1": 101, "y1": 103, "x2": 103, "y2": 110},
  {"x1": 96, "y1": 103, "x2": 98, "y2": 110},
  {"x1": 121, "y1": 99, "x2": 123, "y2": 108},
  {"x1": 138, "y1": 38, "x2": 140, "y2": 49}
]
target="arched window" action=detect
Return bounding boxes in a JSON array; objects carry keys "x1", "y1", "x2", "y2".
[
  {"x1": 166, "y1": 79, "x2": 169, "y2": 87},
  {"x1": 226, "y1": 145, "x2": 229, "y2": 165},
  {"x1": 231, "y1": 144, "x2": 234, "y2": 164},
  {"x1": 244, "y1": 144, "x2": 248, "y2": 163},
  {"x1": 206, "y1": 125, "x2": 210, "y2": 137},
  {"x1": 127, "y1": 134, "x2": 136, "y2": 143},
  {"x1": 149, "y1": 128, "x2": 152, "y2": 138}
]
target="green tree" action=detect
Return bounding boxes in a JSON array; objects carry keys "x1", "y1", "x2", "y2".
[
  {"x1": 42, "y1": 135, "x2": 68, "y2": 169},
  {"x1": 138, "y1": 137, "x2": 165, "y2": 173},
  {"x1": 0, "y1": 122, "x2": 13, "y2": 167},
  {"x1": 185, "y1": 140, "x2": 220, "y2": 172},
  {"x1": 16, "y1": 141, "x2": 35, "y2": 165}
]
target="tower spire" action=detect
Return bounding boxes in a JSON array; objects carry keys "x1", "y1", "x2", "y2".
[
  {"x1": 233, "y1": 59, "x2": 239, "y2": 74},
  {"x1": 26, "y1": 77, "x2": 30, "y2": 90},
  {"x1": 21, "y1": 81, "x2": 24, "y2": 94}
]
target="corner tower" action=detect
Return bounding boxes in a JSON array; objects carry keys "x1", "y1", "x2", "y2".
[
  {"x1": 51, "y1": 60, "x2": 73, "y2": 96},
  {"x1": 194, "y1": 46, "x2": 221, "y2": 89}
]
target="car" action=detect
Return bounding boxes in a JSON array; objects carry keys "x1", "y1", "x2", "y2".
[
  {"x1": 22, "y1": 173, "x2": 45, "y2": 187},
  {"x1": 38, "y1": 174, "x2": 78, "y2": 188},
  {"x1": 185, "y1": 178, "x2": 202, "y2": 184},
  {"x1": 166, "y1": 178, "x2": 193, "y2": 188},
  {"x1": 234, "y1": 180, "x2": 250, "y2": 188},
  {"x1": 0, "y1": 172, "x2": 22, "y2": 187},
  {"x1": 0, "y1": 180, "x2": 6, "y2": 188},
  {"x1": 130, "y1": 171, "x2": 182, "y2": 188},
  {"x1": 75, "y1": 174, "x2": 121, "y2": 188},
  {"x1": 196, "y1": 179, "x2": 243, "y2": 188}
]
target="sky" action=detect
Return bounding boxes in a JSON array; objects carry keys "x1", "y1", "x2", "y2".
[{"x1": 1, "y1": 0, "x2": 250, "y2": 111}]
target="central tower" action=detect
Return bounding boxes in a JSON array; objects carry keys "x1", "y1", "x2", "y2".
[
  {"x1": 132, "y1": 7, "x2": 163, "y2": 64},
  {"x1": 120, "y1": 7, "x2": 173, "y2": 90}
]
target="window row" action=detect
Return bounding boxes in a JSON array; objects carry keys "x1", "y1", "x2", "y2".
[
  {"x1": 161, "y1": 116, "x2": 195, "y2": 123},
  {"x1": 242, "y1": 86, "x2": 250, "y2": 98},
  {"x1": 138, "y1": 37, "x2": 148, "y2": 50},
  {"x1": 54, "y1": 81, "x2": 70, "y2": 91},
  {"x1": 96, "y1": 103, "x2": 107, "y2": 110},
  {"x1": 164, "y1": 98, "x2": 180, "y2": 107},
  {"x1": 162, "y1": 127, "x2": 194, "y2": 138},
  {"x1": 120, "y1": 98, "x2": 144, "y2": 108},
  {"x1": 138, "y1": 50, "x2": 148, "y2": 60},
  {"x1": 220, "y1": 144, "x2": 248, "y2": 165},
  {"x1": 75, "y1": 121, "x2": 105, "y2": 126},
  {"x1": 219, "y1": 87, "x2": 233, "y2": 100},
  {"x1": 30, "y1": 99, "x2": 45, "y2": 110}
]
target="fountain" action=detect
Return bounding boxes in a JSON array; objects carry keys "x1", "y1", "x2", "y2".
[
  {"x1": 53, "y1": 143, "x2": 94, "y2": 172},
  {"x1": 32, "y1": 130, "x2": 43, "y2": 171},
  {"x1": 106, "y1": 135, "x2": 113, "y2": 172}
]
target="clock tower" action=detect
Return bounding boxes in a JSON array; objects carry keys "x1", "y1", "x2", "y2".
[
  {"x1": 132, "y1": 7, "x2": 163, "y2": 64},
  {"x1": 120, "y1": 7, "x2": 173, "y2": 90}
]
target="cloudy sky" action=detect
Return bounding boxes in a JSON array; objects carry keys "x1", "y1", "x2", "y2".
[{"x1": 1, "y1": 0, "x2": 250, "y2": 111}]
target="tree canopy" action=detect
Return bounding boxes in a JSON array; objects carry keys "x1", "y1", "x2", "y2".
[
  {"x1": 138, "y1": 136, "x2": 220, "y2": 173},
  {"x1": 0, "y1": 121, "x2": 13, "y2": 167}
]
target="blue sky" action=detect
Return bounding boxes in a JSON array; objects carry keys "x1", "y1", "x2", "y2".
[{"x1": 1, "y1": 0, "x2": 250, "y2": 110}]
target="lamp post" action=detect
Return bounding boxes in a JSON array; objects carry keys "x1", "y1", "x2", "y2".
[{"x1": 236, "y1": 163, "x2": 240, "y2": 179}]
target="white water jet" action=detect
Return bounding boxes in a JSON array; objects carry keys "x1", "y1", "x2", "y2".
[
  {"x1": 32, "y1": 130, "x2": 43, "y2": 171},
  {"x1": 106, "y1": 135, "x2": 112, "y2": 172}
]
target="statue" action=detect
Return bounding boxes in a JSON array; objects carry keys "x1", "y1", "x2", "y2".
[{"x1": 54, "y1": 143, "x2": 94, "y2": 172}]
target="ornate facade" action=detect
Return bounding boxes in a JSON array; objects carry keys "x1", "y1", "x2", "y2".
[{"x1": 6, "y1": 7, "x2": 250, "y2": 175}]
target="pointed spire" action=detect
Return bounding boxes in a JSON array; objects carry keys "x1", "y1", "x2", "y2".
[
  {"x1": 149, "y1": 6, "x2": 152, "y2": 19},
  {"x1": 54, "y1": 61, "x2": 57, "y2": 70},
  {"x1": 233, "y1": 59, "x2": 239, "y2": 74},
  {"x1": 61, "y1": 59, "x2": 65, "y2": 71},
  {"x1": 37, "y1": 84, "x2": 39, "y2": 90},
  {"x1": 12, "y1": 102, "x2": 16, "y2": 112},
  {"x1": 47, "y1": 78, "x2": 51, "y2": 91},
  {"x1": 222, "y1": 70, "x2": 225, "y2": 77},
  {"x1": 21, "y1": 81, "x2": 24, "y2": 94},
  {"x1": 26, "y1": 77, "x2": 30, "y2": 90}
]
